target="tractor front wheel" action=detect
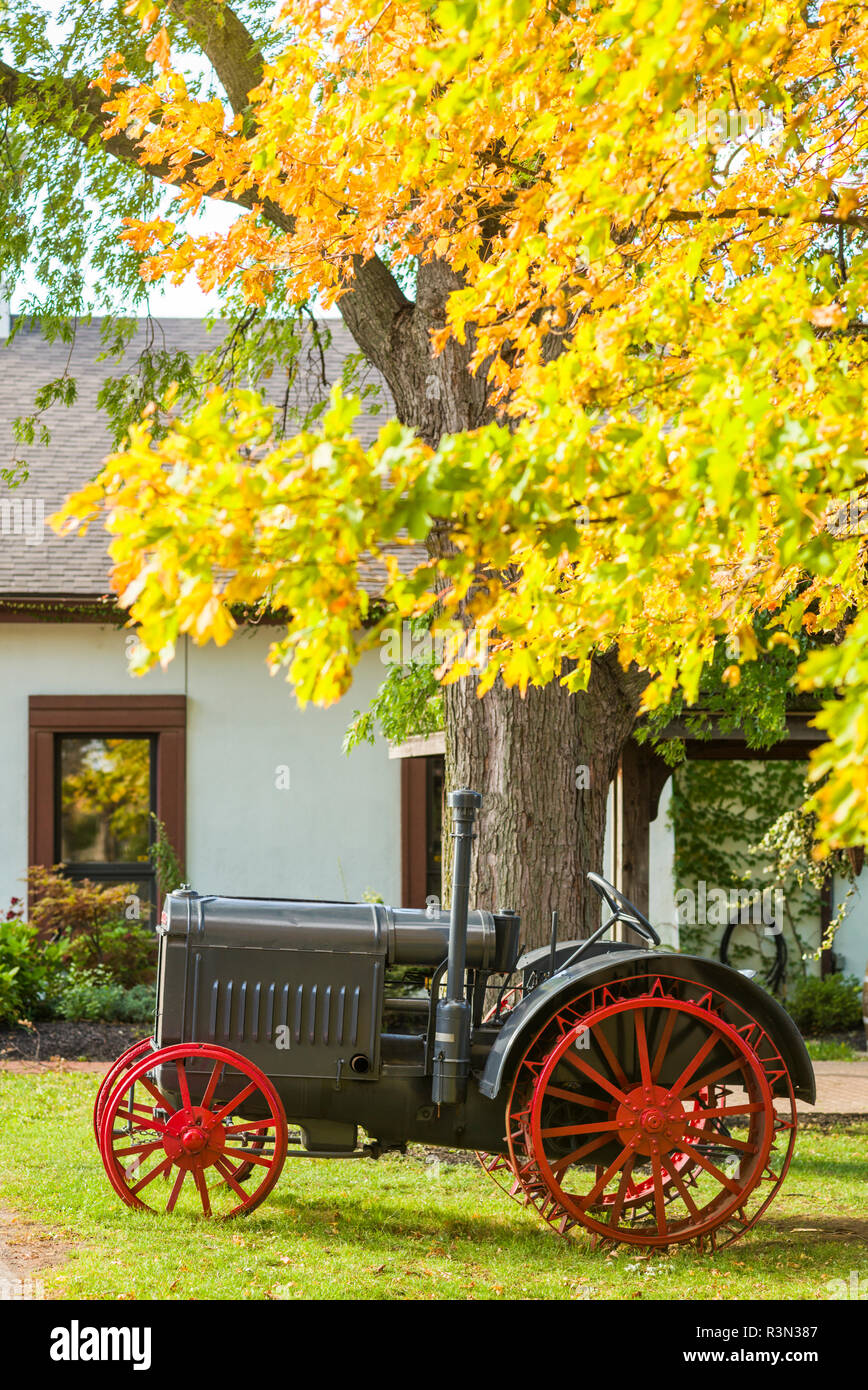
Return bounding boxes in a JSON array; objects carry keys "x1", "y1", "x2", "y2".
[{"x1": 98, "y1": 1042, "x2": 288, "y2": 1218}]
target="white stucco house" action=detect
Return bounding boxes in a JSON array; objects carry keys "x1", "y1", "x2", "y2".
[{"x1": 0, "y1": 313, "x2": 865, "y2": 988}]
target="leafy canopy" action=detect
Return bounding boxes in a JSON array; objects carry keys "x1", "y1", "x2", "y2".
[{"x1": 47, "y1": 0, "x2": 868, "y2": 850}]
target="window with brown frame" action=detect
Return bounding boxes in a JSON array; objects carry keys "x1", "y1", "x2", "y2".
[{"x1": 29, "y1": 696, "x2": 186, "y2": 920}]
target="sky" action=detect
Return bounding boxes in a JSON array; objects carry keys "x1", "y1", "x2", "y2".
[{"x1": 10, "y1": 200, "x2": 241, "y2": 319}]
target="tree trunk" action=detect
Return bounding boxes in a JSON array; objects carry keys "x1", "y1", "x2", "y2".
[
  {"x1": 341, "y1": 258, "x2": 652, "y2": 948},
  {"x1": 442, "y1": 653, "x2": 648, "y2": 947}
]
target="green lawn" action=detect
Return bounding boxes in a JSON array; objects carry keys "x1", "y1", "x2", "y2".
[
  {"x1": 1, "y1": 1072, "x2": 865, "y2": 1301},
  {"x1": 804, "y1": 1039, "x2": 868, "y2": 1062}
]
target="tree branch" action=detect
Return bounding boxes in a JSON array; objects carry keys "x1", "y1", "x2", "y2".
[
  {"x1": 0, "y1": 58, "x2": 171, "y2": 178},
  {"x1": 663, "y1": 206, "x2": 868, "y2": 233},
  {"x1": 0, "y1": 3, "x2": 428, "y2": 408},
  {"x1": 337, "y1": 254, "x2": 412, "y2": 364},
  {"x1": 0, "y1": 55, "x2": 296, "y2": 228},
  {"x1": 167, "y1": 0, "x2": 265, "y2": 117}
]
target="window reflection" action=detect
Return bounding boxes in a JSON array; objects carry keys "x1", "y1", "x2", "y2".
[{"x1": 58, "y1": 736, "x2": 153, "y2": 864}]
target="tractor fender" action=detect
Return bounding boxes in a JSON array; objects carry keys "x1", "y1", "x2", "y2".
[{"x1": 477, "y1": 950, "x2": 815, "y2": 1103}]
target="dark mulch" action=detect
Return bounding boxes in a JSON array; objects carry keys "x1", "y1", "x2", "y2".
[
  {"x1": 0, "y1": 1021, "x2": 142, "y2": 1062},
  {"x1": 798, "y1": 1113, "x2": 868, "y2": 1131}
]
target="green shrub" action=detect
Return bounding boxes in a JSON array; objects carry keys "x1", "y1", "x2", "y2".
[
  {"x1": 113, "y1": 983, "x2": 156, "y2": 1026},
  {"x1": 50, "y1": 967, "x2": 156, "y2": 1025},
  {"x1": 0, "y1": 963, "x2": 21, "y2": 1028},
  {"x1": 27, "y1": 867, "x2": 156, "y2": 987},
  {"x1": 0, "y1": 918, "x2": 63, "y2": 1025},
  {"x1": 2, "y1": 883, "x2": 157, "y2": 1025},
  {"x1": 148, "y1": 814, "x2": 184, "y2": 899},
  {"x1": 787, "y1": 972, "x2": 863, "y2": 1036},
  {"x1": 51, "y1": 966, "x2": 125, "y2": 1022},
  {"x1": 62, "y1": 920, "x2": 156, "y2": 988},
  {"x1": 27, "y1": 866, "x2": 138, "y2": 939}
]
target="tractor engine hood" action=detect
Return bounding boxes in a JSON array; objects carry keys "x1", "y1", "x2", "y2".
[{"x1": 160, "y1": 888, "x2": 520, "y2": 972}]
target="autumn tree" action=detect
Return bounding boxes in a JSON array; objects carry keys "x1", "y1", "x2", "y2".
[{"x1": 5, "y1": 0, "x2": 868, "y2": 941}]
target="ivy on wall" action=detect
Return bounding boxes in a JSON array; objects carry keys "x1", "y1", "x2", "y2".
[{"x1": 343, "y1": 615, "x2": 444, "y2": 753}]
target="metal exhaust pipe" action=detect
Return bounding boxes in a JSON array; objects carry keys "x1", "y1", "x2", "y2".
[{"x1": 432, "y1": 788, "x2": 482, "y2": 1105}]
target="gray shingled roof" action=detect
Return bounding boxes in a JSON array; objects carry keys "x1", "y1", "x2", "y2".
[{"x1": 0, "y1": 317, "x2": 426, "y2": 600}]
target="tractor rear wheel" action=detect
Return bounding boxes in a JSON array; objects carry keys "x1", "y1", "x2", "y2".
[
  {"x1": 493, "y1": 972, "x2": 797, "y2": 1251},
  {"x1": 98, "y1": 1042, "x2": 288, "y2": 1218}
]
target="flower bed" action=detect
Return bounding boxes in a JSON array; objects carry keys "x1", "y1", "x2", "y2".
[{"x1": 0, "y1": 1020, "x2": 143, "y2": 1062}]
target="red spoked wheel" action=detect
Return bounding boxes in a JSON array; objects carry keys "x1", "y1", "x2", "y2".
[
  {"x1": 93, "y1": 1036, "x2": 155, "y2": 1145},
  {"x1": 497, "y1": 973, "x2": 798, "y2": 1251},
  {"x1": 98, "y1": 1043, "x2": 288, "y2": 1218},
  {"x1": 477, "y1": 1097, "x2": 708, "y2": 1220},
  {"x1": 217, "y1": 1117, "x2": 271, "y2": 1183}
]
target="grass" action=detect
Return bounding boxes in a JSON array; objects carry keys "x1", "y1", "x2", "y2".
[
  {"x1": 1, "y1": 1071, "x2": 866, "y2": 1301},
  {"x1": 804, "y1": 1039, "x2": 867, "y2": 1062}
]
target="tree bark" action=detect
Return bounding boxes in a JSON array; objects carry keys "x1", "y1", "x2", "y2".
[{"x1": 442, "y1": 654, "x2": 648, "y2": 946}]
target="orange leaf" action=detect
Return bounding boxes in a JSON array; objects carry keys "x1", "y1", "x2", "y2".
[{"x1": 145, "y1": 25, "x2": 171, "y2": 71}]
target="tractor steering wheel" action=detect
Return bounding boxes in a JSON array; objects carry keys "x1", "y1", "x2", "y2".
[{"x1": 587, "y1": 872, "x2": 661, "y2": 946}]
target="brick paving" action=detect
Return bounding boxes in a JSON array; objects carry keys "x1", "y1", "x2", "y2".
[
  {"x1": 801, "y1": 1058, "x2": 868, "y2": 1115},
  {"x1": 0, "y1": 1059, "x2": 105, "y2": 1074}
]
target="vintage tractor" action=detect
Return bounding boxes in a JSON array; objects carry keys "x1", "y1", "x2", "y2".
[{"x1": 94, "y1": 789, "x2": 814, "y2": 1250}]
